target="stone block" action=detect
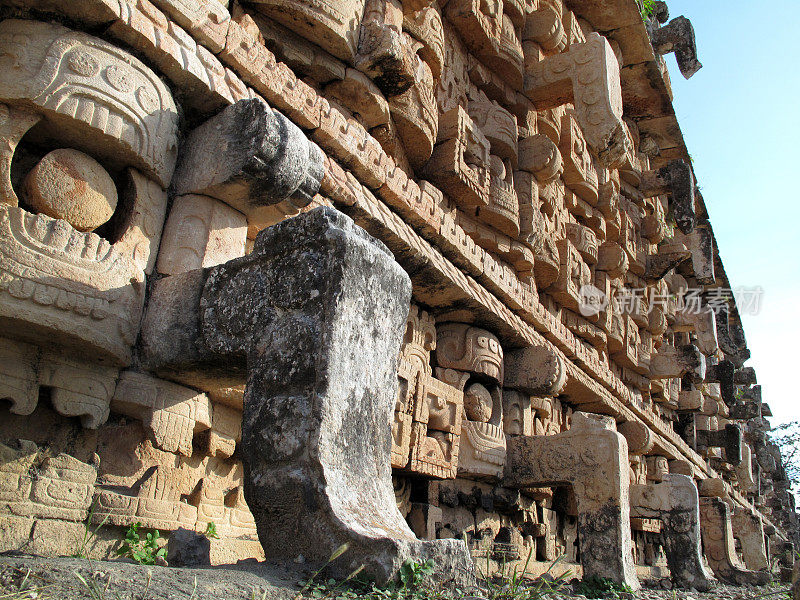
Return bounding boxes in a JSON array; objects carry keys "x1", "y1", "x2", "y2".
[
  {"x1": 505, "y1": 412, "x2": 639, "y2": 589},
  {"x1": 157, "y1": 195, "x2": 247, "y2": 275},
  {"x1": 171, "y1": 99, "x2": 324, "y2": 230},
  {"x1": 111, "y1": 371, "x2": 212, "y2": 457}
]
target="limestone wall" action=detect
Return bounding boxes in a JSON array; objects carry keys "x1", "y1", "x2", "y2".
[{"x1": 0, "y1": 0, "x2": 795, "y2": 588}]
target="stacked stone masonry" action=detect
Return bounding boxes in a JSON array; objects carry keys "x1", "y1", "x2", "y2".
[{"x1": 0, "y1": 0, "x2": 795, "y2": 589}]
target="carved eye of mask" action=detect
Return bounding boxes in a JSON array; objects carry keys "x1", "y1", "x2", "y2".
[
  {"x1": 464, "y1": 382, "x2": 493, "y2": 422},
  {"x1": 23, "y1": 148, "x2": 117, "y2": 233}
]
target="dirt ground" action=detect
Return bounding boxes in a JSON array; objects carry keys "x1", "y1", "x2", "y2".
[{"x1": 0, "y1": 554, "x2": 791, "y2": 600}]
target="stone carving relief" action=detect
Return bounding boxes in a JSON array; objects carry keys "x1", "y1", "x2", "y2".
[
  {"x1": 248, "y1": 0, "x2": 366, "y2": 62},
  {"x1": 111, "y1": 371, "x2": 212, "y2": 458},
  {"x1": 0, "y1": 337, "x2": 117, "y2": 428},
  {"x1": 446, "y1": 0, "x2": 524, "y2": 89},
  {"x1": 0, "y1": 19, "x2": 178, "y2": 187},
  {"x1": 732, "y1": 507, "x2": 769, "y2": 572},
  {"x1": 525, "y1": 33, "x2": 629, "y2": 166},
  {"x1": 424, "y1": 106, "x2": 491, "y2": 209},
  {"x1": 559, "y1": 113, "x2": 599, "y2": 205},
  {"x1": 356, "y1": 0, "x2": 440, "y2": 170},
  {"x1": 505, "y1": 412, "x2": 639, "y2": 589},
  {"x1": 699, "y1": 497, "x2": 770, "y2": 585},
  {"x1": 436, "y1": 323, "x2": 506, "y2": 480},
  {"x1": 0, "y1": 20, "x2": 173, "y2": 367},
  {"x1": 0, "y1": 440, "x2": 98, "y2": 522},
  {"x1": 550, "y1": 238, "x2": 591, "y2": 312},
  {"x1": 523, "y1": 0, "x2": 567, "y2": 54},
  {"x1": 393, "y1": 306, "x2": 465, "y2": 479},
  {"x1": 157, "y1": 195, "x2": 248, "y2": 275}
]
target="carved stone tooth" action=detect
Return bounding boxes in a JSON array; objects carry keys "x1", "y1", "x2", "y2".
[{"x1": 0, "y1": 104, "x2": 41, "y2": 206}]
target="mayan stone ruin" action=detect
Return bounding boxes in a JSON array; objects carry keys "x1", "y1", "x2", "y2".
[{"x1": 0, "y1": 0, "x2": 797, "y2": 594}]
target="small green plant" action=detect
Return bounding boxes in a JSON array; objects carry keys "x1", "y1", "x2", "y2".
[
  {"x1": 116, "y1": 522, "x2": 166, "y2": 566},
  {"x1": 478, "y1": 543, "x2": 571, "y2": 600},
  {"x1": 203, "y1": 521, "x2": 220, "y2": 540},
  {"x1": 641, "y1": 0, "x2": 657, "y2": 21},
  {"x1": 576, "y1": 576, "x2": 634, "y2": 599},
  {"x1": 398, "y1": 559, "x2": 434, "y2": 593},
  {"x1": 72, "y1": 498, "x2": 109, "y2": 559}
]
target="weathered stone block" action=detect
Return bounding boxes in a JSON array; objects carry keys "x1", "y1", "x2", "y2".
[
  {"x1": 505, "y1": 412, "x2": 639, "y2": 589},
  {"x1": 630, "y1": 474, "x2": 715, "y2": 590},
  {"x1": 171, "y1": 99, "x2": 324, "y2": 231}
]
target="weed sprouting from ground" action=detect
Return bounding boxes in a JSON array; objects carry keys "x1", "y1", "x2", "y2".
[
  {"x1": 295, "y1": 544, "x2": 571, "y2": 600},
  {"x1": 575, "y1": 576, "x2": 634, "y2": 599}
]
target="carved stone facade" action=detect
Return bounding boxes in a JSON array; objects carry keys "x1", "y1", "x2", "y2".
[{"x1": 0, "y1": 0, "x2": 793, "y2": 591}]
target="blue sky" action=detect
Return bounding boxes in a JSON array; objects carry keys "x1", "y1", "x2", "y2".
[{"x1": 660, "y1": 0, "x2": 800, "y2": 426}]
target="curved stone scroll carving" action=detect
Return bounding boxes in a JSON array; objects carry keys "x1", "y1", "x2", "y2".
[
  {"x1": 525, "y1": 33, "x2": 630, "y2": 166},
  {"x1": 630, "y1": 474, "x2": 715, "y2": 591},
  {"x1": 505, "y1": 412, "x2": 639, "y2": 590},
  {"x1": 504, "y1": 342, "x2": 567, "y2": 397},
  {"x1": 699, "y1": 497, "x2": 771, "y2": 585},
  {"x1": 0, "y1": 105, "x2": 40, "y2": 206},
  {"x1": 518, "y1": 134, "x2": 563, "y2": 184},
  {"x1": 650, "y1": 16, "x2": 702, "y2": 80},
  {"x1": 141, "y1": 207, "x2": 473, "y2": 584},
  {"x1": 0, "y1": 19, "x2": 179, "y2": 188},
  {"x1": 523, "y1": 0, "x2": 567, "y2": 53},
  {"x1": 171, "y1": 98, "x2": 324, "y2": 232}
]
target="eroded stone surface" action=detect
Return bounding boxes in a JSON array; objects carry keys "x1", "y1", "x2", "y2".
[{"x1": 630, "y1": 474, "x2": 715, "y2": 590}]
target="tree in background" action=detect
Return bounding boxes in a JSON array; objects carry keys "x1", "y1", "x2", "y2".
[{"x1": 770, "y1": 420, "x2": 800, "y2": 497}]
